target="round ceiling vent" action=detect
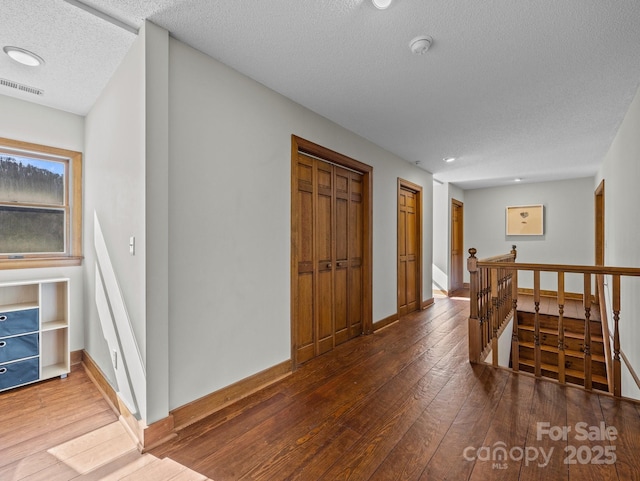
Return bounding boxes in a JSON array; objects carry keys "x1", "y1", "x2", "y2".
[{"x1": 409, "y1": 36, "x2": 433, "y2": 55}]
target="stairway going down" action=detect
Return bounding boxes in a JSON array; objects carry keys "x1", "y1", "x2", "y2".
[{"x1": 515, "y1": 296, "x2": 609, "y2": 392}]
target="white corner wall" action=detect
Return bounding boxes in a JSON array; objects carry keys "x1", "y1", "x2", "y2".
[
  {"x1": 597, "y1": 81, "x2": 640, "y2": 400},
  {"x1": 464, "y1": 178, "x2": 594, "y2": 293},
  {"x1": 84, "y1": 21, "x2": 170, "y2": 424},
  {"x1": 143, "y1": 22, "x2": 170, "y2": 425},
  {"x1": 83, "y1": 26, "x2": 147, "y2": 410},
  {"x1": 0, "y1": 94, "x2": 85, "y2": 352},
  {"x1": 167, "y1": 38, "x2": 433, "y2": 410}
]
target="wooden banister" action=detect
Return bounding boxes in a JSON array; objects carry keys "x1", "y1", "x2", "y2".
[
  {"x1": 476, "y1": 262, "x2": 640, "y2": 277},
  {"x1": 468, "y1": 248, "x2": 640, "y2": 398},
  {"x1": 468, "y1": 247, "x2": 517, "y2": 365}
]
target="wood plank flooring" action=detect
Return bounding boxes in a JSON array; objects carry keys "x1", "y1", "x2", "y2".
[
  {"x1": 0, "y1": 366, "x2": 211, "y2": 480},
  {"x1": 151, "y1": 296, "x2": 640, "y2": 480},
  {"x1": 2, "y1": 295, "x2": 639, "y2": 480}
]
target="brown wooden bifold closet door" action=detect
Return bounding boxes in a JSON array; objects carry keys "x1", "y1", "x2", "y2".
[
  {"x1": 295, "y1": 152, "x2": 364, "y2": 364},
  {"x1": 397, "y1": 182, "x2": 422, "y2": 317}
]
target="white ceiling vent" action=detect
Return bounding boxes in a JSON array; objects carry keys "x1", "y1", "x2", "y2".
[{"x1": 0, "y1": 78, "x2": 44, "y2": 96}]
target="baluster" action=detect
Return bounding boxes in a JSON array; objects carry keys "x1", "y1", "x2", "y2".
[
  {"x1": 502, "y1": 269, "x2": 509, "y2": 321},
  {"x1": 497, "y1": 267, "x2": 503, "y2": 323},
  {"x1": 484, "y1": 268, "x2": 490, "y2": 349},
  {"x1": 534, "y1": 271, "x2": 541, "y2": 377},
  {"x1": 505, "y1": 271, "x2": 509, "y2": 312},
  {"x1": 612, "y1": 275, "x2": 621, "y2": 397},
  {"x1": 491, "y1": 268, "x2": 499, "y2": 366},
  {"x1": 583, "y1": 274, "x2": 592, "y2": 391},
  {"x1": 503, "y1": 268, "x2": 508, "y2": 319},
  {"x1": 511, "y1": 268, "x2": 519, "y2": 371},
  {"x1": 557, "y1": 272, "x2": 566, "y2": 384},
  {"x1": 480, "y1": 267, "x2": 485, "y2": 349}
]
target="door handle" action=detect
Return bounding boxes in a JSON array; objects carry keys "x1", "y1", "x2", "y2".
[{"x1": 326, "y1": 263, "x2": 332, "y2": 269}]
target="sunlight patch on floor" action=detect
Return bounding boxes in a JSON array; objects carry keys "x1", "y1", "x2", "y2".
[{"x1": 40, "y1": 421, "x2": 213, "y2": 480}]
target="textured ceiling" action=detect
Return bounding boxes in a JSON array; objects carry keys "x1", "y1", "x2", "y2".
[{"x1": 2, "y1": 1, "x2": 640, "y2": 189}]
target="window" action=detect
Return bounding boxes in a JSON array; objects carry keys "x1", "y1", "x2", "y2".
[{"x1": 0, "y1": 137, "x2": 82, "y2": 269}]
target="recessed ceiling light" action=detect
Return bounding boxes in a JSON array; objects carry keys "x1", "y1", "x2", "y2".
[
  {"x1": 514, "y1": 178, "x2": 522, "y2": 182},
  {"x1": 443, "y1": 157, "x2": 456, "y2": 163},
  {"x1": 3, "y1": 46, "x2": 45, "y2": 67},
  {"x1": 372, "y1": 0, "x2": 392, "y2": 9}
]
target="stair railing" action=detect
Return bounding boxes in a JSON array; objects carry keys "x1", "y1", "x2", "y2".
[
  {"x1": 467, "y1": 246, "x2": 517, "y2": 366},
  {"x1": 468, "y1": 247, "x2": 640, "y2": 398}
]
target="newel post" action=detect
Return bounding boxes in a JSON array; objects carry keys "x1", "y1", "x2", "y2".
[
  {"x1": 468, "y1": 248, "x2": 481, "y2": 363},
  {"x1": 510, "y1": 245, "x2": 517, "y2": 261}
]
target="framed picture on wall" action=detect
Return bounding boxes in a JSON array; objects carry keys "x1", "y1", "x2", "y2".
[{"x1": 506, "y1": 204, "x2": 544, "y2": 236}]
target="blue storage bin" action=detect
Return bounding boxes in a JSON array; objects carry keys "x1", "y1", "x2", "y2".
[
  {"x1": 0, "y1": 333, "x2": 39, "y2": 363},
  {"x1": 0, "y1": 308, "x2": 39, "y2": 337},
  {"x1": 0, "y1": 357, "x2": 39, "y2": 390}
]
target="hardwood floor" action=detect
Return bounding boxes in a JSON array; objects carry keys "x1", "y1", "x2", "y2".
[
  {"x1": 0, "y1": 366, "x2": 211, "y2": 480},
  {"x1": 152, "y1": 296, "x2": 640, "y2": 480},
  {"x1": 2, "y1": 296, "x2": 639, "y2": 480}
]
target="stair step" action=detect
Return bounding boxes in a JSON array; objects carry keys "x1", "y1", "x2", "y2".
[
  {"x1": 518, "y1": 341, "x2": 605, "y2": 363},
  {"x1": 517, "y1": 324, "x2": 603, "y2": 343},
  {"x1": 519, "y1": 359, "x2": 609, "y2": 386},
  {"x1": 517, "y1": 303, "x2": 602, "y2": 322}
]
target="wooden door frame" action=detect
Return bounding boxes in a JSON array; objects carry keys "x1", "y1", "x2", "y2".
[
  {"x1": 450, "y1": 199, "x2": 464, "y2": 295},
  {"x1": 397, "y1": 178, "x2": 423, "y2": 317},
  {"x1": 291, "y1": 135, "x2": 373, "y2": 368},
  {"x1": 595, "y1": 180, "x2": 605, "y2": 266}
]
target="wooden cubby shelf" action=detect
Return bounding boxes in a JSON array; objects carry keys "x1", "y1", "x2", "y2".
[{"x1": 0, "y1": 278, "x2": 70, "y2": 392}]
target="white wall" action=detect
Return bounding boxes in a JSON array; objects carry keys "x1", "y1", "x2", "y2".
[
  {"x1": 143, "y1": 23, "x2": 170, "y2": 425},
  {"x1": 432, "y1": 182, "x2": 465, "y2": 293},
  {"x1": 432, "y1": 182, "x2": 448, "y2": 292},
  {"x1": 167, "y1": 38, "x2": 433, "y2": 410},
  {"x1": 0, "y1": 95, "x2": 85, "y2": 352},
  {"x1": 597, "y1": 81, "x2": 640, "y2": 400},
  {"x1": 3, "y1": 22, "x2": 434, "y2": 419},
  {"x1": 84, "y1": 22, "x2": 171, "y2": 424},
  {"x1": 464, "y1": 178, "x2": 594, "y2": 293},
  {"x1": 83, "y1": 26, "x2": 147, "y2": 406}
]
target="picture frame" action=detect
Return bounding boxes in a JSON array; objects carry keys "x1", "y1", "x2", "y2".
[{"x1": 506, "y1": 204, "x2": 544, "y2": 236}]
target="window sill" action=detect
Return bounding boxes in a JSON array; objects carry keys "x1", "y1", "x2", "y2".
[{"x1": 0, "y1": 257, "x2": 83, "y2": 270}]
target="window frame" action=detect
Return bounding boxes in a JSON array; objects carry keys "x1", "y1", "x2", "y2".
[{"x1": 0, "y1": 137, "x2": 83, "y2": 270}]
